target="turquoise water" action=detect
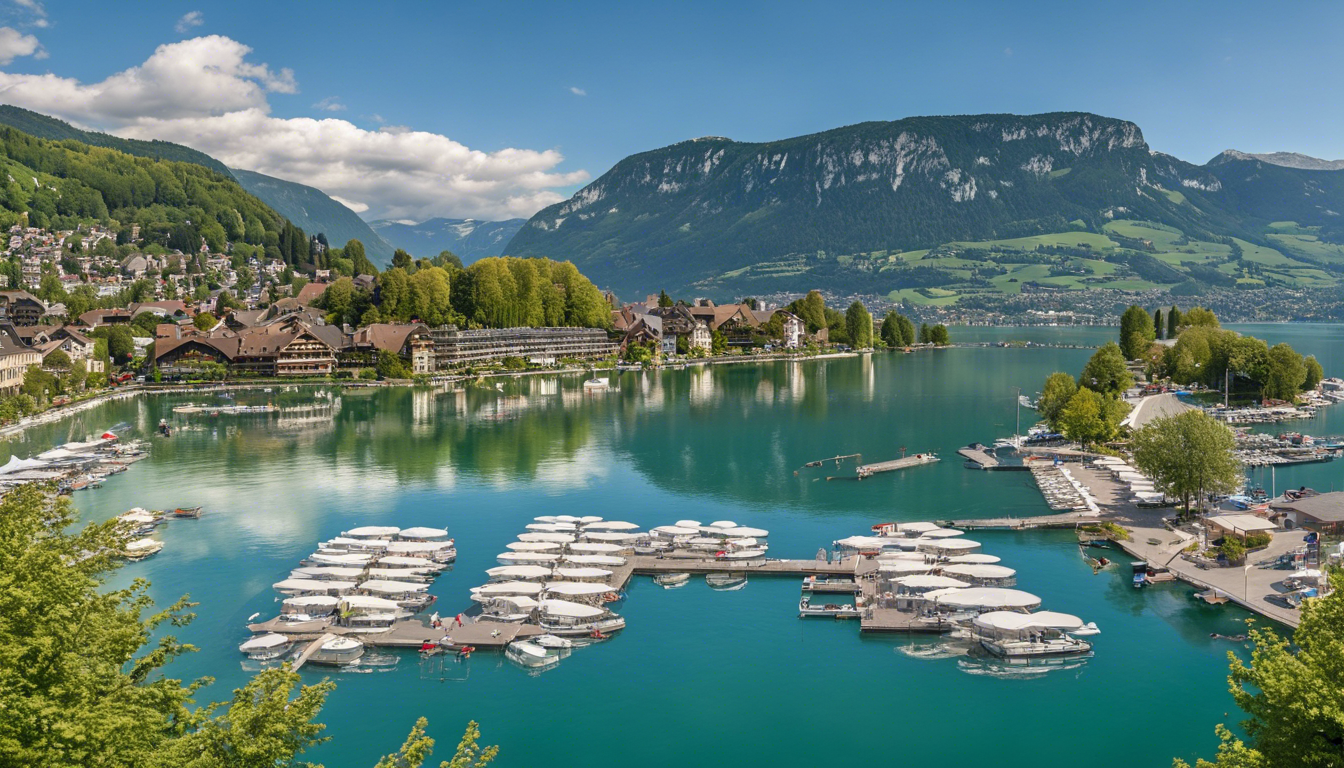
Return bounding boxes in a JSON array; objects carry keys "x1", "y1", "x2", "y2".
[{"x1": 10, "y1": 325, "x2": 1339, "y2": 767}]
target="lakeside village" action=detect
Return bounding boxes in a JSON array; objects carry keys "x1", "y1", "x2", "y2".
[{"x1": 36, "y1": 305, "x2": 1341, "y2": 677}]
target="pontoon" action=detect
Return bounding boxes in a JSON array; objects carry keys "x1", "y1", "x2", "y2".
[
  {"x1": 239, "y1": 633, "x2": 292, "y2": 660},
  {"x1": 538, "y1": 599, "x2": 625, "y2": 636},
  {"x1": 972, "y1": 611, "x2": 1094, "y2": 658},
  {"x1": 505, "y1": 639, "x2": 562, "y2": 670},
  {"x1": 337, "y1": 595, "x2": 412, "y2": 631},
  {"x1": 798, "y1": 597, "x2": 858, "y2": 618},
  {"x1": 308, "y1": 636, "x2": 365, "y2": 666}
]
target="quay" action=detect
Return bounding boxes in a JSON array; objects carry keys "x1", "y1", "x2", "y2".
[
  {"x1": 630, "y1": 554, "x2": 867, "y2": 577},
  {"x1": 938, "y1": 510, "x2": 1100, "y2": 530},
  {"x1": 803, "y1": 453, "x2": 861, "y2": 468},
  {"x1": 957, "y1": 444, "x2": 1000, "y2": 470},
  {"x1": 851, "y1": 453, "x2": 940, "y2": 480}
]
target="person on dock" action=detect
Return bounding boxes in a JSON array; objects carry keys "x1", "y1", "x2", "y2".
[
  {"x1": 430, "y1": 611, "x2": 441, "y2": 628},
  {"x1": 454, "y1": 612, "x2": 464, "y2": 627}
]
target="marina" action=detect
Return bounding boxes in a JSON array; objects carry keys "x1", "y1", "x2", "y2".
[{"x1": 31, "y1": 323, "x2": 1344, "y2": 768}]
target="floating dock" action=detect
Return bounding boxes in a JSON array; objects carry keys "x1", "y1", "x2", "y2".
[
  {"x1": 630, "y1": 555, "x2": 861, "y2": 576},
  {"x1": 290, "y1": 633, "x2": 337, "y2": 671},
  {"x1": 851, "y1": 453, "x2": 940, "y2": 480},
  {"x1": 958, "y1": 444, "x2": 1000, "y2": 469}
]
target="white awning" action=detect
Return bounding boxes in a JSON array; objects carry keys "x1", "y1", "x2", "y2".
[
  {"x1": 918, "y1": 528, "x2": 965, "y2": 539},
  {"x1": 719, "y1": 526, "x2": 768, "y2": 538},
  {"x1": 307, "y1": 553, "x2": 373, "y2": 565},
  {"x1": 290, "y1": 567, "x2": 365, "y2": 580},
  {"x1": 506, "y1": 541, "x2": 562, "y2": 551},
  {"x1": 581, "y1": 532, "x2": 641, "y2": 543},
  {"x1": 896, "y1": 522, "x2": 941, "y2": 533},
  {"x1": 240, "y1": 633, "x2": 290, "y2": 650},
  {"x1": 933, "y1": 587, "x2": 1041, "y2": 610},
  {"x1": 540, "y1": 599, "x2": 606, "y2": 618},
  {"x1": 0, "y1": 455, "x2": 47, "y2": 475},
  {"x1": 568, "y1": 542, "x2": 625, "y2": 553},
  {"x1": 721, "y1": 549, "x2": 767, "y2": 559},
  {"x1": 581, "y1": 521, "x2": 639, "y2": 531},
  {"x1": 973, "y1": 610, "x2": 1083, "y2": 631},
  {"x1": 915, "y1": 539, "x2": 982, "y2": 553},
  {"x1": 895, "y1": 575, "x2": 971, "y2": 589},
  {"x1": 340, "y1": 595, "x2": 404, "y2": 610},
  {"x1": 652, "y1": 525, "x2": 699, "y2": 536},
  {"x1": 358, "y1": 579, "x2": 430, "y2": 594},
  {"x1": 397, "y1": 527, "x2": 448, "y2": 540},
  {"x1": 942, "y1": 564, "x2": 1016, "y2": 580},
  {"x1": 273, "y1": 579, "x2": 356, "y2": 592},
  {"x1": 544, "y1": 581, "x2": 611, "y2": 595},
  {"x1": 486, "y1": 565, "x2": 552, "y2": 580},
  {"x1": 283, "y1": 595, "x2": 340, "y2": 608},
  {"x1": 674, "y1": 519, "x2": 702, "y2": 528},
  {"x1": 472, "y1": 581, "x2": 544, "y2": 596},
  {"x1": 552, "y1": 567, "x2": 613, "y2": 580},
  {"x1": 384, "y1": 541, "x2": 453, "y2": 554},
  {"x1": 517, "y1": 532, "x2": 577, "y2": 543},
  {"x1": 526, "y1": 523, "x2": 578, "y2": 532},
  {"x1": 945, "y1": 553, "x2": 1001, "y2": 564},
  {"x1": 877, "y1": 561, "x2": 932, "y2": 573},
  {"x1": 561, "y1": 555, "x2": 627, "y2": 566},
  {"x1": 706, "y1": 520, "x2": 738, "y2": 529},
  {"x1": 377, "y1": 556, "x2": 441, "y2": 568},
  {"x1": 344, "y1": 526, "x2": 401, "y2": 538},
  {"x1": 496, "y1": 552, "x2": 560, "y2": 563}
]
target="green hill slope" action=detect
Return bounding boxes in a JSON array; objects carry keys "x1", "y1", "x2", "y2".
[
  {"x1": 0, "y1": 105, "x2": 232, "y2": 175},
  {"x1": 229, "y1": 169, "x2": 394, "y2": 264}
]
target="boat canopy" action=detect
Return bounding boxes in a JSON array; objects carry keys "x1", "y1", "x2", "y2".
[
  {"x1": 527, "y1": 522, "x2": 577, "y2": 532},
  {"x1": 652, "y1": 525, "x2": 699, "y2": 536},
  {"x1": 946, "y1": 553, "x2": 1002, "y2": 564},
  {"x1": 834, "y1": 535, "x2": 897, "y2": 549},
  {"x1": 340, "y1": 595, "x2": 403, "y2": 611},
  {"x1": 877, "y1": 561, "x2": 933, "y2": 573},
  {"x1": 291, "y1": 567, "x2": 365, "y2": 580},
  {"x1": 274, "y1": 578, "x2": 356, "y2": 592},
  {"x1": 472, "y1": 581, "x2": 544, "y2": 596},
  {"x1": 397, "y1": 527, "x2": 449, "y2": 540},
  {"x1": 384, "y1": 541, "x2": 453, "y2": 554},
  {"x1": 541, "y1": 599, "x2": 606, "y2": 618},
  {"x1": 283, "y1": 595, "x2": 341, "y2": 608},
  {"x1": 719, "y1": 526, "x2": 768, "y2": 538},
  {"x1": 918, "y1": 528, "x2": 965, "y2": 539},
  {"x1": 365, "y1": 567, "x2": 431, "y2": 581},
  {"x1": 932, "y1": 587, "x2": 1041, "y2": 610},
  {"x1": 534, "y1": 515, "x2": 561, "y2": 523},
  {"x1": 895, "y1": 575, "x2": 971, "y2": 589},
  {"x1": 488, "y1": 595, "x2": 539, "y2": 610},
  {"x1": 552, "y1": 567, "x2": 612, "y2": 580},
  {"x1": 581, "y1": 532, "x2": 641, "y2": 543},
  {"x1": 240, "y1": 633, "x2": 290, "y2": 650},
  {"x1": 973, "y1": 610, "x2": 1083, "y2": 631},
  {"x1": 561, "y1": 555, "x2": 626, "y2": 566},
  {"x1": 896, "y1": 522, "x2": 941, "y2": 534},
  {"x1": 308, "y1": 553, "x2": 374, "y2": 565},
  {"x1": 916, "y1": 539, "x2": 982, "y2": 553},
  {"x1": 325, "y1": 536, "x2": 388, "y2": 549},
  {"x1": 486, "y1": 565, "x2": 552, "y2": 580},
  {"x1": 877, "y1": 552, "x2": 930, "y2": 562},
  {"x1": 553, "y1": 515, "x2": 582, "y2": 523},
  {"x1": 581, "y1": 521, "x2": 639, "y2": 531},
  {"x1": 941, "y1": 564, "x2": 1016, "y2": 579},
  {"x1": 577, "y1": 516, "x2": 604, "y2": 524},
  {"x1": 344, "y1": 526, "x2": 401, "y2": 538},
  {"x1": 125, "y1": 538, "x2": 161, "y2": 552},
  {"x1": 568, "y1": 542, "x2": 624, "y2": 553},
  {"x1": 706, "y1": 520, "x2": 738, "y2": 529},
  {"x1": 506, "y1": 541, "x2": 562, "y2": 551},
  {"x1": 721, "y1": 549, "x2": 767, "y2": 559},
  {"x1": 517, "y1": 532, "x2": 577, "y2": 543},
  {"x1": 497, "y1": 552, "x2": 560, "y2": 563},
  {"x1": 118, "y1": 511, "x2": 160, "y2": 524},
  {"x1": 674, "y1": 519, "x2": 702, "y2": 528},
  {"x1": 358, "y1": 579, "x2": 430, "y2": 594},
  {"x1": 544, "y1": 581, "x2": 611, "y2": 595}
]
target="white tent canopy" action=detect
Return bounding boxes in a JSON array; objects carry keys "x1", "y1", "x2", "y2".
[
  {"x1": 932, "y1": 587, "x2": 1041, "y2": 610},
  {"x1": 916, "y1": 539, "x2": 982, "y2": 553},
  {"x1": 340, "y1": 595, "x2": 403, "y2": 610},
  {"x1": 540, "y1": 599, "x2": 606, "y2": 618},
  {"x1": 273, "y1": 579, "x2": 356, "y2": 593},
  {"x1": 918, "y1": 528, "x2": 965, "y2": 539},
  {"x1": 544, "y1": 581, "x2": 611, "y2": 596},
  {"x1": 397, "y1": 527, "x2": 449, "y2": 540},
  {"x1": 652, "y1": 525, "x2": 699, "y2": 536},
  {"x1": 283, "y1": 595, "x2": 340, "y2": 608},
  {"x1": 496, "y1": 552, "x2": 560, "y2": 564},
  {"x1": 834, "y1": 535, "x2": 898, "y2": 550},
  {"x1": 877, "y1": 561, "x2": 933, "y2": 574},
  {"x1": 896, "y1": 521, "x2": 941, "y2": 534},
  {"x1": 307, "y1": 553, "x2": 373, "y2": 566},
  {"x1": 568, "y1": 542, "x2": 625, "y2": 554},
  {"x1": 486, "y1": 565, "x2": 552, "y2": 581},
  {"x1": 581, "y1": 532, "x2": 641, "y2": 543},
  {"x1": 674, "y1": 519, "x2": 702, "y2": 528},
  {"x1": 344, "y1": 526, "x2": 401, "y2": 538},
  {"x1": 719, "y1": 526, "x2": 768, "y2": 538},
  {"x1": 377, "y1": 556, "x2": 441, "y2": 569},
  {"x1": 895, "y1": 575, "x2": 971, "y2": 590},
  {"x1": 527, "y1": 522, "x2": 578, "y2": 532},
  {"x1": 973, "y1": 610, "x2": 1083, "y2": 631}
]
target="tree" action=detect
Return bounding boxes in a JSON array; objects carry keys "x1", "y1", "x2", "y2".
[
  {"x1": 374, "y1": 718, "x2": 498, "y2": 768},
  {"x1": 1261, "y1": 343, "x2": 1306, "y2": 401},
  {"x1": 895, "y1": 315, "x2": 916, "y2": 347},
  {"x1": 1057, "y1": 388, "x2": 1127, "y2": 446},
  {"x1": 1153, "y1": 308, "x2": 1164, "y2": 340},
  {"x1": 1131, "y1": 410, "x2": 1240, "y2": 515},
  {"x1": 320, "y1": 278, "x2": 356, "y2": 325},
  {"x1": 658, "y1": 290, "x2": 673, "y2": 308},
  {"x1": 918, "y1": 323, "x2": 930, "y2": 344},
  {"x1": 43, "y1": 349, "x2": 71, "y2": 370},
  {"x1": 927, "y1": 324, "x2": 950, "y2": 345},
  {"x1": 1184, "y1": 306, "x2": 1219, "y2": 328},
  {"x1": 346, "y1": 239, "x2": 377, "y2": 276},
  {"x1": 710, "y1": 330, "x2": 727, "y2": 355},
  {"x1": 879, "y1": 311, "x2": 900, "y2": 348},
  {"x1": 1038, "y1": 372, "x2": 1078, "y2": 431},
  {"x1": 1079, "y1": 342, "x2": 1133, "y2": 396},
  {"x1": 845, "y1": 301, "x2": 873, "y2": 349},
  {"x1": 193, "y1": 312, "x2": 218, "y2": 331},
  {"x1": 433, "y1": 250, "x2": 464, "y2": 270},
  {"x1": 392, "y1": 249, "x2": 414, "y2": 271},
  {"x1": 1167, "y1": 305, "x2": 1181, "y2": 339},
  {"x1": 1119, "y1": 305, "x2": 1157, "y2": 359},
  {"x1": 788, "y1": 290, "x2": 826, "y2": 333},
  {"x1": 107, "y1": 325, "x2": 135, "y2": 364},
  {"x1": 1304, "y1": 355, "x2": 1324, "y2": 391},
  {"x1": 376, "y1": 349, "x2": 413, "y2": 379}
]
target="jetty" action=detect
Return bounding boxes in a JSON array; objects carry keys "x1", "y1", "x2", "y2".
[
  {"x1": 852, "y1": 452, "x2": 939, "y2": 479},
  {"x1": 631, "y1": 554, "x2": 862, "y2": 576},
  {"x1": 290, "y1": 633, "x2": 337, "y2": 671},
  {"x1": 803, "y1": 453, "x2": 861, "y2": 468}
]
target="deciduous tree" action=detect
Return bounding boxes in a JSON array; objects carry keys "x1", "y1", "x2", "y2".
[
  {"x1": 1132, "y1": 410, "x2": 1240, "y2": 515},
  {"x1": 1079, "y1": 342, "x2": 1133, "y2": 396},
  {"x1": 1119, "y1": 305, "x2": 1156, "y2": 359}
]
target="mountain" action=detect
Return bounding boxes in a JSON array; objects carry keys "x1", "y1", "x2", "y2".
[
  {"x1": 505, "y1": 112, "x2": 1344, "y2": 298},
  {"x1": 0, "y1": 104, "x2": 232, "y2": 175},
  {"x1": 1212, "y1": 150, "x2": 1344, "y2": 172},
  {"x1": 0, "y1": 105, "x2": 392, "y2": 262},
  {"x1": 368, "y1": 217, "x2": 525, "y2": 263},
  {"x1": 229, "y1": 169, "x2": 394, "y2": 264}
]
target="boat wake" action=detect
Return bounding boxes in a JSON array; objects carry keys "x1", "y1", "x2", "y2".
[{"x1": 956, "y1": 650, "x2": 1092, "y2": 679}]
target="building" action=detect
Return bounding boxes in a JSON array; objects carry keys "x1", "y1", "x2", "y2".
[
  {"x1": 1204, "y1": 514, "x2": 1277, "y2": 541},
  {"x1": 0, "y1": 322, "x2": 40, "y2": 395},
  {"x1": 78, "y1": 309, "x2": 133, "y2": 327},
  {"x1": 429, "y1": 326, "x2": 617, "y2": 369},
  {"x1": 0, "y1": 290, "x2": 46, "y2": 326},
  {"x1": 347, "y1": 323, "x2": 435, "y2": 373},
  {"x1": 1271, "y1": 492, "x2": 1344, "y2": 533},
  {"x1": 777, "y1": 311, "x2": 806, "y2": 348}
]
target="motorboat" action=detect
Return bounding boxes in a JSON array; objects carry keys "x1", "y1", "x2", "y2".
[
  {"x1": 560, "y1": 554, "x2": 626, "y2": 567},
  {"x1": 280, "y1": 595, "x2": 340, "y2": 622},
  {"x1": 171, "y1": 506, "x2": 203, "y2": 519},
  {"x1": 537, "y1": 599, "x2": 625, "y2": 636},
  {"x1": 239, "y1": 633, "x2": 292, "y2": 660},
  {"x1": 718, "y1": 549, "x2": 766, "y2": 563},
  {"x1": 543, "y1": 581, "x2": 614, "y2": 602},
  {"x1": 706, "y1": 572, "x2": 748, "y2": 591},
  {"x1": 972, "y1": 611, "x2": 1094, "y2": 658},
  {"x1": 342, "y1": 526, "x2": 401, "y2": 540},
  {"x1": 321, "y1": 537, "x2": 391, "y2": 553},
  {"x1": 552, "y1": 567, "x2": 613, "y2": 582},
  {"x1": 122, "y1": 538, "x2": 164, "y2": 560},
  {"x1": 533, "y1": 634, "x2": 574, "y2": 650},
  {"x1": 116, "y1": 510, "x2": 162, "y2": 536},
  {"x1": 471, "y1": 581, "x2": 545, "y2": 598},
  {"x1": 939, "y1": 564, "x2": 1017, "y2": 587},
  {"x1": 273, "y1": 579, "x2": 358, "y2": 597},
  {"x1": 364, "y1": 567, "x2": 435, "y2": 582},
  {"x1": 383, "y1": 540, "x2": 456, "y2": 563},
  {"x1": 304, "y1": 552, "x2": 374, "y2": 567},
  {"x1": 308, "y1": 636, "x2": 365, "y2": 666},
  {"x1": 356, "y1": 580, "x2": 434, "y2": 611},
  {"x1": 337, "y1": 595, "x2": 412, "y2": 631},
  {"x1": 654, "y1": 573, "x2": 691, "y2": 588},
  {"x1": 506, "y1": 639, "x2": 562, "y2": 670},
  {"x1": 485, "y1": 565, "x2": 552, "y2": 582},
  {"x1": 798, "y1": 597, "x2": 859, "y2": 618},
  {"x1": 497, "y1": 552, "x2": 561, "y2": 566},
  {"x1": 377, "y1": 555, "x2": 445, "y2": 571},
  {"x1": 290, "y1": 566, "x2": 366, "y2": 582},
  {"x1": 478, "y1": 595, "x2": 539, "y2": 623},
  {"x1": 518, "y1": 532, "x2": 576, "y2": 544}
]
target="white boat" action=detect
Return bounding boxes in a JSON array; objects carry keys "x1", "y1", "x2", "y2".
[
  {"x1": 706, "y1": 572, "x2": 748, "y2": 591},
  {"x1": 544, "y1": 581, "x2": 615, "y2": 601},
  {"x1": 580, "y1": 521, "x2": 639, "y2": 531},
  {"x1": 321, "y1": 536, "x2": 390, "y2": 553},
  {"x1": 364, "y1": 567, "x2": 434, "y2": 582},
  {"x1": 309, "y1": 636, "x2": 365, "y2": 666},
  {"x1": 290, "y1": 566, "x2": 366, "y2": 581},
  {"x1": 304, "y1": 552, "x2": 374, "y2": 567},
  {"x1": 497, "y1": 552, "x2": 561, "y2": 566},
  {"x1": 580, "y1": 532, "x2": 641, "y2": 543},
  {"x1": 122, "y1": 537, "x2": 163, "y2": 560},
  {"x1": 945, "y1": 553, "x2": 1002, "y2": 564},
  {"x1": 357, "y1": 579, "x2": 434, "y2": 611},
  {"x1": 560, "y1": 554, "x2": 627, "y2": 567},
  {"x1": 552, "y1": 567, "x2": 613, "y2": 582},
  {"x1": 718, "y1": 549, "x2": 766, "y2": 562},
  {"x1": 505, "y1": 640, "x2": 562, "y2": 670},
  {"x1": 485, "y1": 565, "x2": 553, "y2": 581},
  {"x1": 537, "y1": 599, "x2": 625, "y2": 636},
  {"x1": 506, "y1": 541, "x2": 563, "y2": 552},
  {"x1": 517, "y1": 532, "x2": 577, "y2": 544},
  {"x1": 972, "y1": 611, "x2": 1094, "y2": 658},
  {"x1": 342, "y1": 526, "x2": 401, "y2": 540},
  {"x1": 567, "y1": 542, "x2": 627, "y2": 555},
  {"x1": 471, "y1": 581, "x2": 545, "y2": 598},
  {"x1": 478, "y1": 595, "x2": 539, "y2": 623},
  {"x1": 798, "y1": 597, "x2": 858, "y2": 618},
  {"x1": 377, "y1": 555, "x2": 445, "y2": 571},
  {"x1": 337, "y1": 595, "x2": 411, "y2": 631},
  {"x1": 940, "y1": 564, "x2": 1017, "y2": 587},
  {"x1": 273, "y1": 579, "x2": 358, "y2": 597},
  {"x1": 527, "y1": 522, "x2": 578, "y2": 532},
  {"x1": 383, "y1": 541, "x2": 456, "y2": 563},
  {"x1": 533, "y1": 634, "x2": 574, "y2": 650},
  {"x1": 239, "y1": 633, "x2": 292, "y2": 660},
  {"x1": 654, "y1": 572, "x2": 691, "y2": 588},
  {"x1": 583, "y1": 377, "x2": 610, "y2": 391}
]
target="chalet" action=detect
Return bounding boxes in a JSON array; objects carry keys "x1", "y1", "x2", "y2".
[
  {"x1": 687, "y1": 301, "x2": 762, "y2": 347},
  {"x1": 776, "y1": 310, "x2": 805, "y2": 349},
  {"x1": 347, "y1": 323, "x2": 435, "y2": 373},
  {"x1": 78, "y1": 308, "x2": 133, "y2": 327},
  {"x1": 0, "y1": 290, "x2": 46, "y2": 326},
  {"x1": 0, "y1": 322, "x2": 40, "y2": 395},
  {"x1": 153, "y1": 335, "x2": 237, "y2": 377}
]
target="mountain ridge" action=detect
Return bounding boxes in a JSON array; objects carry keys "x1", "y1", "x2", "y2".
[
  {"x1": 368, "y1": 216, "x2": 524, "y2": 263},
  {"x1": 1211, "y1": 150, "x2": 1344, "y2": 172}
]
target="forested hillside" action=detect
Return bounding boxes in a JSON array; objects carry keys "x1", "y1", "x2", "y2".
[
  {"x1": 0, "y1": 105, "x2": 232, "y2": 175},
  {"x1": 230, "y1": 168, "x2": 395, "y2": 264}
]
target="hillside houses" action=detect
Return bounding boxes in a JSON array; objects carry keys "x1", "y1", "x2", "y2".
[{"x1": 612, "y1": 298, "x2": 807, "y2": 354}]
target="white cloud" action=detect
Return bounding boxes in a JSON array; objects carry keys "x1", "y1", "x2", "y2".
[
  {"x1": 0, "y1": 34, "x2": 588, "y2": 221},
  {"x1": 1003, "y1": 47, "x2": 1013, "y2": 57},
  {"x1": 175, "y1": 10, "x2": 203, "y2": 34},
  {"x1": 312, "y1": 96, "x2": 345, "y2": 112},
  {"x1": 0, "y1": 26, "x2": 42, "y2": 64},
  {"x1": 12, "y1": 0, "x2": 47, "y2": 27},
  {"x1": 329, "y1": 195, "x2": 368, "y2": 213},
  {"x1": 569, "y1": 86, "x2": 586, "y2": 96}
]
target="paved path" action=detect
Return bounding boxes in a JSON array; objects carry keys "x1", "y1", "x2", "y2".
[{"x1": 1122, "y1": 393, "x2": 1195, "y2": 429}]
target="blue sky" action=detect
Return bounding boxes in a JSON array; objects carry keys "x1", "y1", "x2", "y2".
[{"x1": 0, "y1": 0, "x2": 1341, "y2": 220}]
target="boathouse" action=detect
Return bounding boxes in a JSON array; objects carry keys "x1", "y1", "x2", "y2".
[{"x1": 1271, "y1": 492, "x2": 1344, "y2": 533}]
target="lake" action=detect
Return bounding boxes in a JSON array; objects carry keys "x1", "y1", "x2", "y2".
[{"x1": 9, "y1": 324, "x2": 1342, "y2": 768}]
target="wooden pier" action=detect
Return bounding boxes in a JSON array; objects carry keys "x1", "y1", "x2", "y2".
[
  {"x1": 802, "y1": 453, "x2": 861, "y2": 468},
  {"x1": 630, "y1": 554, "x2": 863, "y2": 576},
  {"x1": 957, "y1": 444, "x2": 1000, "y2": 469},
  {"x1": 856, "y1": 574, "x2": 952, "y2": 633},
  {"x1": 290, "y1": 633, "x2": 337, "y2": 671},
  {"x1": 440, "y1": 621, "x2": 541, "y2": 650},
  {"x1": 849, "y1": 453, "x2": 940, "y2": 480}
]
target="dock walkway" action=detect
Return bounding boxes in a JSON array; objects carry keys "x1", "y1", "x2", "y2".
[
  {"x1": 290, "y1": 633, "x2": 336, "y2": 671},
  {"x1": 854, "y1": 453, "x2": 939, "y2": 479},
  {"x1": 630, "y1": 555, "x2": 864, "y2": 576},
  {"x1": 957, "y1": 445, "x2": 1000, "y2": 469}
]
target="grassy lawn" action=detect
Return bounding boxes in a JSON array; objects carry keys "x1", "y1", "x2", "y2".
[
  {"x1": 885, "y1": 287, "x2": 962, "y2": 305},
  {"x1": 1268, "y1": 233, "x2": 1344, "y2": 264},
  {"x1": 1233, "y1": 237, "x2": 1299, "y2": 267},
  {"x1": 950, "y1": 231, "x2": 1116, "y2": 251},
  {"x1": 1160, "y1": 189, "x2": 1187, "y2": 204}
]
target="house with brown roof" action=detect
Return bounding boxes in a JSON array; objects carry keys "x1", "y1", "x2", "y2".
[
  {"x1": 0, "y1": 290, "x2": 46, "y2": 326},
  {"x1": 1271, "y1": 491, "x2": 1344, "y2": 533},
  {"x1": 78, "y1": 308, "x2": 133, "y2": 327},
  {"x1": 0, "y1": 321, "x2": 40, "y2": 395},
  {"x1": 687, "y1": 302, "x2": 761, "y2": 347},
  {"x1": 348, "y1": 323, "x2": 434, "y2": 373},
  {"x1": 295, "y1": 281, "x2": 329, "y2": 307}
]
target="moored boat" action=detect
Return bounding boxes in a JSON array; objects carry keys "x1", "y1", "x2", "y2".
[
  {"x1": 653, "y1": 572, "x2": 691, "y2": 588},
  {"x1": 172, "y1": 506, "x2": 203, "y2": 519},
  {"x1": 706, "y1": 572, "x2": 748, "y2": 591},
  {"x1": 239, "y1": 633, "x2": 292, "y2": 660},
  {"x1": 122, "y1": 537, "x2": 163, "y2": 560},
  {"x1": 798, "y1": 597, "x2": 858, "y2": 618},
  {"x1": 505, "y1": 639, "x2": 562, "y2": 670},
  {"x1": 537, "y1": 599, "x2": 625, "y2": 636},
  {"x1": 972, "y1": 611, "x2": 1095, "y2": 658},
  {"x1": 309, "y1": 636, "x2": 365, "y2": 666}
]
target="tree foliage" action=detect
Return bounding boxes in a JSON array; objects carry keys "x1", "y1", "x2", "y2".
[
  {"x1": 1119, "y1": 304, "x2": 1157, "y2": 359},
  {"x1": 1057, "y1": 387, "x2": 1128, "y2": 446},
  {"x1": 1079, "y1": 342, "x2": 1133, "y2": 396},
  {"x1": 1132, "y1": 410, "x2": 1240, "y2": 514},
  {"x1": 844, "y1": 301, "x2": 873, "y2": 349},
  {"x1": 1038, "y1": 371, "x2": 1078, "y2": 431}
]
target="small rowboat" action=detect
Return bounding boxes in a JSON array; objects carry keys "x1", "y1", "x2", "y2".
[
  {"x1": 172, "y1": 506, "x2": 203, "y2": 519},
  {"x1": 653, "y1": 573, "x2": 690, "y2": 588}
]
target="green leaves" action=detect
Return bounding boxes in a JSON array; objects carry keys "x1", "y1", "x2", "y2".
[{"x1": 1131, "y1": 410, "x2": 1240, "y2": 514}]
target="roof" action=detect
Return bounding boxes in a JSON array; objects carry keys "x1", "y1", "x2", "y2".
[
  {"x1": 0, "y1": 289, "x2": 43, "y2": 306},
  {"x1": 1271, "y1": 491, "x2": 1344, "y2": 522},
  {"x1": 973, "y1": 610, "x2": 1084, "y2": 631},
  {"x1": 295, "y1": 281, "x2": 329, "y2": 306},
  {"x1": 352, "y1": 323, "x2": 427, "y2": 354},
  {"x1": 687, "y1": 303, "x2": 762, "y2": 331},
  {"x1": 1206, "y1": 514, "x2": 1278, "y2": 533}
]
